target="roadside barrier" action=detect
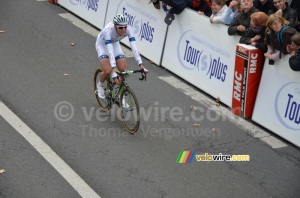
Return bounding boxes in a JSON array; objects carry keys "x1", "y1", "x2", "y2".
[{"x1": 56, "y1": 0, "x2": 300, "y2": 147}]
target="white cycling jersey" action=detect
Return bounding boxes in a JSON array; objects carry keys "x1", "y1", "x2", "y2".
[{"x1": 95, "y1": 22, "x2": 143, "y2": 69}]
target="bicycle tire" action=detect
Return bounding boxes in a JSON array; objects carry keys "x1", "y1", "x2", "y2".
[
  {"x1": 93, "y1": 68, "x2": 110, "y2": 112},
  {"x1": 119, "y1": 87, "x2": 140, "y2": 133}
]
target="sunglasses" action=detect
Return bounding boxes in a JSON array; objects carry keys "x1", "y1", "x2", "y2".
[{"x1": 116, "y1": 26, "x2": 127, "y2": 30}]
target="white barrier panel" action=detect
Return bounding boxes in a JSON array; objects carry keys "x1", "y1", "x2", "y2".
[
  {"x1": 58, "y1": 0, "x2": 108, "y2": 29},
  {"x1": 252, "y1": 56, "x2": 300, "y2": 147},
  {"x1": 162, "y1": 9, "x2": 240, "y2": 107},
  {"x1": 105, "y1": 0, "x2": 167, "y2": 65}
]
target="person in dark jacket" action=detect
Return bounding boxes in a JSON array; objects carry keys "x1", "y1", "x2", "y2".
[
  {"x1": 264, "y1": 14, "x2": 297, "y2": 61},
  {"x1": 253, "y1": 0, "x2": 275, "y2": 14},
  {"x1": 240, "y1": 12, "x2": 269, "y2": 52},
  {"x1": 268, "y1": 0, "x2": 298, "y2": 27},
  {"x1": 162, "y1": 0, "x2": 193, "y2": 14},
  {"x1": 150, "y1": 0, "x2": 193, "y2": 25},
  {"x1": 290, "y1": 0, "x2": 300, "y2": 20},
  {"x1": 287, "y1": 33, "x2": 300, "y2": 71},
  {"x1": 228, "y1": 0, "x2": 259, "y2": 36},
  {"x1": 290, "y1": 0, "x2": 300, "y2": 30}
]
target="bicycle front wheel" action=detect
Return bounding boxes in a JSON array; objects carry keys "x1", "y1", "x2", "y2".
[
  {"x1": 119, "y1": 87, "x2": 140, "y2": 133},
  {"x1": 94, "y1": 68, "x2": 110, "y2": 112}
]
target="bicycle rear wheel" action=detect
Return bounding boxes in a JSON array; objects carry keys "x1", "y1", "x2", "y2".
[
  {"x1": 94, "y1": 68, "x2": 110, "y2": 112},
  {"x1": 119, "y1": 87, "x2": 140, "y2": 133}
]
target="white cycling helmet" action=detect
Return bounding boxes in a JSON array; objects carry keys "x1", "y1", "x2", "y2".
[{"x1": 113, "y1": 14, "x2": 129, "y2": 25}]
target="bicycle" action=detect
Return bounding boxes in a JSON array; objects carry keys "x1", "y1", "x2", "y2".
[{"x1": 93, "y1": 68, "x2": 146, "y2": 134}]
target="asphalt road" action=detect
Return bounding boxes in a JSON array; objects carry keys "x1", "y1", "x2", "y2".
[{"x1": 0, "y1": 0, "x2": 300, "y2": 198}]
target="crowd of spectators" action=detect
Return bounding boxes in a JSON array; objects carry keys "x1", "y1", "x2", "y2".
[{"x1": 150, "y1": 0, "x2": 300, "y2": 71}]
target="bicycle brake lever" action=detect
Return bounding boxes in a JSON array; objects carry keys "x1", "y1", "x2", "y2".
[
  {"x1": 139, "y1": 75, "x2": 145, "y2": 81},
  {"x1": 138, "y1": 68, "x2": 147, "y2": 81}
]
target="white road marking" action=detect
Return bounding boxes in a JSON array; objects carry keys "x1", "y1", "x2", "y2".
[
  {"x1": 58, "y1": 13, "x2": 133, "y2": 57},
  {"x1": 159, "y1": 76, "x2": 288, "y2": 149},
  {"x1": 0, "y1": 101, "x2": 101, "y2": 198},
  {"x1": 36, "y1": 0, "x2": 48, "y2": 2}
]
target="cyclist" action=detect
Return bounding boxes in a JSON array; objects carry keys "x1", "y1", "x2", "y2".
[{"x1": 95, "y1": 14, "x2": 148, "y2": 101}]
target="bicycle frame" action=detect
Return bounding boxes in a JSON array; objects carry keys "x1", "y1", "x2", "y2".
[
  {"x1": 106, "y1": 70, "x2": 134, "y2": 106},
  {"x1": 94, "y1": 68, "x2": 145, "y2": 133}
]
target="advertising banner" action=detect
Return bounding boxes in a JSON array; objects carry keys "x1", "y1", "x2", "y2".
[
  {"x1": 58, "y1": 0, "x2": 108, "y2": 29},
  {"x1": 252, "y1": 57, "x2": 300, "y2": 147},
  {"x1": 161, "y1": 9, "x2": 240, "y2": 106},
  {"x1": 232, "y1": 44, "x2": 263, "y2": 118},
  {"x1": 104, "y1": 0, "x2": 167, "y2": 65}
]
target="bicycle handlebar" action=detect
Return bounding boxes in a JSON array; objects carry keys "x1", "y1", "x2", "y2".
[{"x1": 117, "y1": 69, "x2": 147, "y2": 81}]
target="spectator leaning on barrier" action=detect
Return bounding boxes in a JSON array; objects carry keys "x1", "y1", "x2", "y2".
[
  {"x1": 228, "y1": 0, "x2": 259, "y2": 36},
  {"x1": 223, "y1": 0, "x2": 242, "y2": 25},
  {"x1": 162, "y1": 0, "x2": 193, "y2": 14},
  {"x1": 240, "y1": 12, "x2": 269, "y2": 52},
  {"x1": 194, "y1": 0, "x2": 212, "y2": 17},
  {"x1": 287, "y1": 33, "x2": 300, "y2": 71},
  {"x1": 160, "y1": 0, "x2": 193, "y2": 25},
  {"x1": 264, "y1": 14, "x2": 297, "y2": 61},
  {"x1": 253, "y1": 0, "x2": 276, "y2": 14},
  {"x1": 209, "y1": 0, "x2": 229, "y2": 23},
  {"x1": 268, "y1": 0, "x2": 298, "y2": 27}
]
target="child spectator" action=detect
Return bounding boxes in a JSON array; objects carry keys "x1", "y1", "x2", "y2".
[
  {"x1": 240, "y1": 12, "x2": 269, "y2": 52},
  {"x1": 264, "y1": 14, "x2": 297, "y2": 61},
  {"x1": 287, "y1": 33, "x2": 300, "y2": 71},
  {"x1": 210, "y1": 0, "x2": 229, "y2": 23},
  {"x1": 223, "y1": 0, "x2": 242, "y2": 25}
]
